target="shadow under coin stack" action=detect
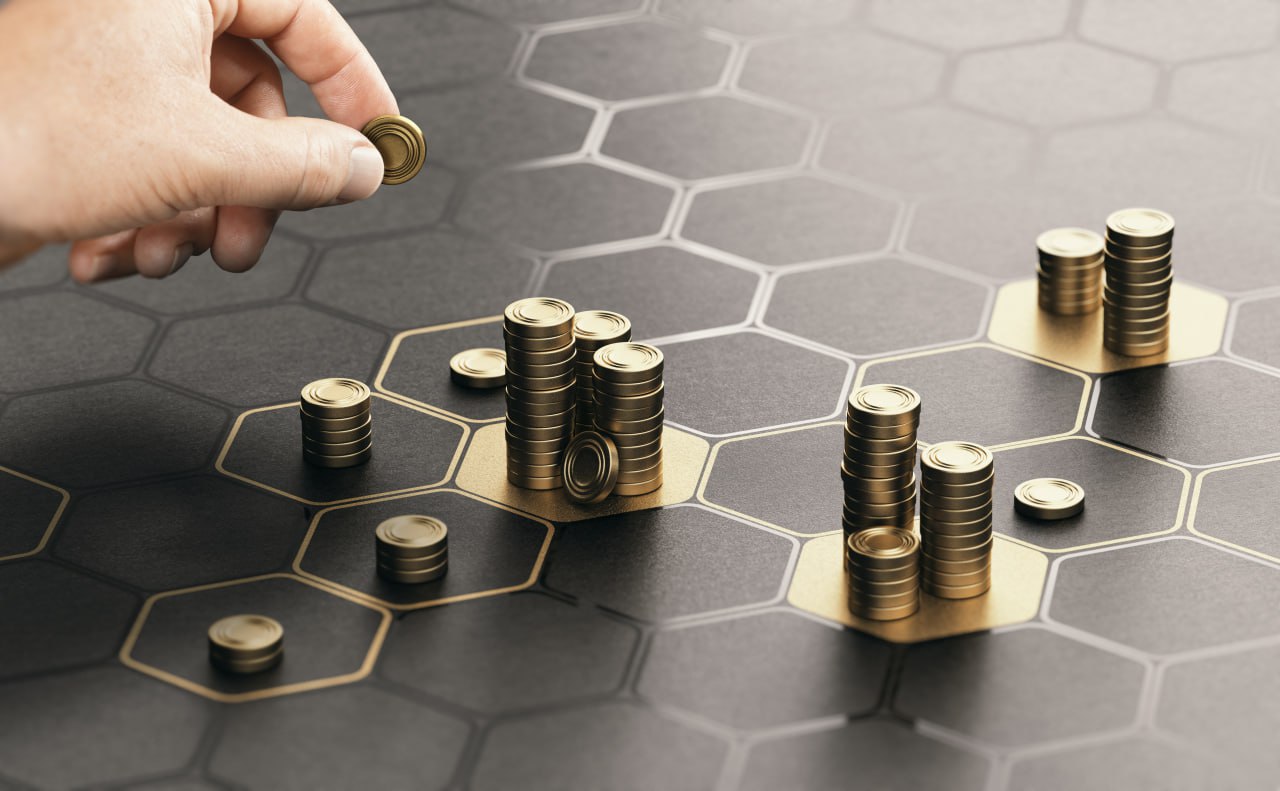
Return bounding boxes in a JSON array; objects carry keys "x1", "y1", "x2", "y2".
[
  {"x1": 504, "y1": 298, "x2": 577, "y2": 490},
  {"x1": 1036, "y1": 227, "x2": 1104, "y2": 315},
  {"x1": 920, "y1": 442, "x2": 994, "y2": 600},
  {"x1": 841, "y1": 385, "x2": 920, "y2": 545},
  {"x1": 300, "y1": 378, "x2": 373, "y2": 468},
  {"x1": 593, "y1": 343, "x2": 664, "y2": 496},
  {"x1": 375, "y1": 515, "x2": 448, "y2": 584},
  {"x1": 571, "y1": 310, "x2": 632, "y2": 435},
  {"x1": 1103, "y1": 207, "x2": 1175, "y2": 357},
  {"x1": 846, "y1": 527, "x2": 921, "y2": 621},
  {"x1": 208, "y1": 614, "x2": 283, "y2": 675}
]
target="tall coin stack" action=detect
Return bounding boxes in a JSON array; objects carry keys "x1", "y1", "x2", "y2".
[
  {"x1": 1103, "y1": 208, "x2": 1175, "y2": 357},
  {"x1": 841, "y1": 385, "x2": 921, "y2": 543},
  {"x1": 593, "y1": 342, "x2": 664, "y2": 496},
  {"x1": 571, "y1": 310, "x2": 632, "y2": 435},
  {"x1": 1036, "y1": 227, "x2": 1104, "y2": 315},
  {"x1": 300, "y1": 378, "x2": 373, "y2": 468},
  {"x1": 846, "y1": 527, "x2": 921, "y2": 621},
  {"x1": 504, "y1": 298, "x2": 577, "y2": 490},
  {"x1": 919, "y1": 442, "x2": 994, "y2": 600}
]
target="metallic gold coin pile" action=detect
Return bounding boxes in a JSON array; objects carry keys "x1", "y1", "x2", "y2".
[
  {"x1": 1103, "y1": 208, "x2": 1174, "y2": 357},
  {"x1": 300, "y1": 378, "x2": 373, "y2": 469},
  {"x1": 920, "y1": 442, "x2": 994, "y2": 600},
  {"x1": 1037, "y1": 227, "x2": 1104, "y2": 315},
  {"x1": 572, "y1": 311, "x2": 632, "y2": 434},
  {"x1": 360, "y1": 114, "x2": 426, "y2": 186},
  {"x1": 504, "y1": 298, "x2": 577, "y2": 490},
  {"x1": 1014, "y1": 477, "x2": 1085, "y2": 520},
  {"x1": 450, "y1": 348, "x2": 506, "y2": 389},
  {"x1": 208, "y1": 614, "x2": 283, "y2": 675},
  {"x1": 375, "y1": 515, "x2": 448, "y2": 584},
  {"x1": 841, "y1": 384, "x2": 920, "y2": 543},
  {"x1": 592, "y1": 342, "x2": 664, "y2": 496},
  {"x1": 563, "y1": 430, "x2": 620, "y2": 504},
  {"x1": 846, "y1": 527, "x2": 921, "y2": 621}
]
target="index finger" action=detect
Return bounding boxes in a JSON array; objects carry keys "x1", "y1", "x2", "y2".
[{"x1": 207, "y1": 0, "x2": 398, "y2": 128}]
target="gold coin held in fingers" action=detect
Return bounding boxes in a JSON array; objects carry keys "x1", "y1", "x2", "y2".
[{"x1": 361, "y1": 114, "x2": 426, "y2": 185}]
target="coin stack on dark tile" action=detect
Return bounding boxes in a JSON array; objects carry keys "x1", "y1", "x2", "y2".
[
  {"x1": 300, "y1": 378, "x2": 373, "y2": 469},
  {"x1": 919, "y1": 441, "x2": 994, "y2": 600},
  {"x1": 1103, "y1": 207, "x2": 1175, "y2": 357},
  {"x1": 841, "y1": 385, "x2": 920, "y2": 546},
  {"x1": 592, "y1": 342, "x2": 664, "y2": 496},
  {"x1": 571, "y1": 310, "x2": 632, "y2": 435},
  {"x1": 207, "y1": 614, "x2": 284, "y2": 675},
  {"x1": 375, "y1": 515, "x2": 448, "y2": 584},
  {"x1": 504, "y1": 298, "x2": 578, "y2": 490},
  {"x1": 846, "y1": 526, "x2": 921, "y2": 621},
  {"x1": 1037, "y1": 227, "x2": 1104, "y2": 315}
]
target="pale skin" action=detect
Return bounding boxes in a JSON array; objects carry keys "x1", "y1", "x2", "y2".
[{"x1": 0, "y1": 0, "x2": 395, "y2": 282}]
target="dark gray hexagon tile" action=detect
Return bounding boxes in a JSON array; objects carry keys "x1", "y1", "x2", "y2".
[
  {"x1": 741, "y1": 719, "x2": 990, "y2": 791},
  {"x1": 1081, "y1": 0, "x2": 1279, "y2": 62},
  {"x1": 1195, "y1": 460, "x2": 1280, "y2": 559},
  {"x1": 379, "y1": 320, "x2": 505, "y2": 422},
  {"x1": 471, "y1": 701, "x2": 726, "y2": 791},
  {"x1": 150, "y1": 305, "x2": 386, "y2": 408},
  {"x1": 350, "y1": 6, "x2": 519, "y2": 93},
  {"x1": 121, "y1": 779, "x2": 225, "y2": 791},
  {"x1": 525, "y1": 21, "x2": 729, "y2": 101},
  {"x1": 1233, "y1": 296, "x2": 1280, "y2": 371},
  {"x1": 1171, "y1": 52, "x2": 1280, "y2": 137},
  {"x1": 545, "y1": 505, "x2": 794, "y2": 621},
  {"x1": 0, "y1": 243, "x2": 67, "y2": 292},
  {"x1": 539, "y1": 246, "x2": 758, "y2": 340},
  {"x1": 307, "y1": 231, "x2": 534, "y2": 330},
  {"x1": 639, "y1": 610, "x2": 890, "y2": 730},
  {"x1": 455, "y1": 0, "x2": 643, "y2": 24},
  {"x1": 299, "y1": 490, "x2": 549, "y2": 607},
  {"x1": 861, "y1": 346, "x2": 1087, "y2": 447},
  {"x1": 0, "y1": 561, "x2": 136, "y2": 679},
  {"x1": 896, "y1": 628, "x2": 1144, "y2": 748},
  {"x1": 0, "y1": 380, "x2": 227, "y2": 489},
  {"x1": 870, "y1": 0, "x2": 1068, "y2": 49},
  {"x1": 0, "y1": 469, "x2": 65, "y2": 559},
  {"x1": 0, "y1": 667, "x2": 208, "y2": 790},
  {"x1": 381, "y1": 592, "x2": 637, "y2": 713},
  {"x1": 659, "y1": 0, "x2": 853, "y2": 36},
  {"x1": 681, "y1": 176, "x2": 897, "y2": 266},
  {"x1": 1091, "y1": 360, "x2": 1280, "y2": 466},
  {"x1": 765, "y1": 258, "x2": 988, "y2": 356},
  {"x1": 660, "y1": 331, "x2": 849, "y2": 436},
  {"x1": 991, "y1": 438, "x2": 1186, "y2": 551},
  {"x1": 210, "y1": 686, "x2": 468, "y2": 791},
  {"x1": 276, "y1": 167, "x2": 455, "y2": 241},
  {"x1": 1165, "y1": 197, "x2": 1280, "y2": 292},
  {"x1": 603, "y1": 96, "x2": 811, "y2": 180},
  {"x1": 0, "y1": 292, "x2": 154, "y2": 393},
  {"x1": 1008, "y1": 735, "x2": 1261, "y2": 791},
  {"x1": 458, "y1": 163, "x2": 674, "y2": 253}
]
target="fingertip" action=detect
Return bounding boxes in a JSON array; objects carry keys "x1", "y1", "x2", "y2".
[{"x1": 337, "y1": 144, "x2": 384, "y2": 204}]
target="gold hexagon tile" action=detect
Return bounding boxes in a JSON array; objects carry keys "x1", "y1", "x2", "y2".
[
  {"x1": 988, "y1": 279, "x2": 1228, "y2": 374},
  {"x1": 0, "y1": 465, "x2": 69, "y2": 562}
]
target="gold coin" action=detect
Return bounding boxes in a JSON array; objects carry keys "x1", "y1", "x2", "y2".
[
  {"x1": 378, "y1": 558, "x2": 448, "y2": 585},
  {"x1": 849, "y1": 384, "x2": 921, "y2": 426},
  {"x1": 593, "y1": 342, "x2": 664, "y2": 383},
  {"x1": 1105, "y1": 208, "x2": 1175, "y2": 246},
  {"x1": 573, "y1": 310, "x2": 632, "y2": 349},
  {"x1": 450, "y1": 348, "x2": 506, "y2": 389},
  {"x1": 375, "y1": 515, "x2": 448, "y2": 558},
  {"x1": 921, "y1": 441, "x2": 993, "y2": 484},
  {"x1": 847, "y1": 527, "x2": 920, "y2": 566},
  {"x1": 300, "y1": 378, "x2": 371, "y2": 419},
  {"x1": 208, "y1": 614, "x2": 284, "y2": 674},
  {"x1": 505, "y1": 298, "x2": 576, "y2": 338},
  {"x1": 1014, "y1": 478, "x2": 1085, "y2": 520},
  {"x1": 304, "y1": 445, "x2": 372, "y2": 469},
  {"x1": 562, "y1": 430, "x2": 619, "y2": 505},
  {"x1": 1036, "y1": 227, "x2": 1104, "y2": 263},
  {"x1": 361, "y1": 114, "x2": 426, "y2": 186}
]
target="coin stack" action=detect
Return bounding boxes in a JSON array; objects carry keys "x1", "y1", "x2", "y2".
[
  {"x1": 846, "y1": 527, "x2": 921, "y2": 621},
  {"x1": 571, "y1": 310, "x2": 632, "y2": 435},
  {"x1": 1103, "y1": 208, "x2": 1175, "y2": 357},
  {"x1": 208, "y1": 614, "x2": 283, "y2": 675},
  {"x1": 300, "y1": 378, "x2": 373, "y2": 469},
  {"x1": 841, "y1": 385, "x2": 920, "y2": 542},
  {"x1": 1037, "y1": 227, "x2": 1104, "y2": 315},
  {"x1": 919, "y1": 442, "x2": 994, "y2": 600},
  {"x1": 375, "y1": 515, "x2": 448, "y2": 584},
  {"x1": 593, "y1": 342, "x2": 664, "y2": 496},
  {"x1": 504, "y1": 298, "x2": 577, "y2": 490}
]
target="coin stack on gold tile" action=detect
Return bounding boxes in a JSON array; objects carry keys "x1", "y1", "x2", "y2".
[
  {"x1": 208, "y1": 614, "x2": 283, "y2": 675},
  {"x1": 593, "y1": 342, "x2": 664, "y2": 496},
  {"x1": 571, "y1": 310, "x2": 632, "y2": 435},
  {"x1": 300, "y1": 378, "x2": 373, "y2": 468},
  {"x1": 841, "y1": 385, "x2": 920, "y2": 542},
  {"x1": 1103, "y1": 208, "x2": 1175, "y2": 357},
  {"x1": 1037, "y1": 227, "x2": 1104, "y2": 315},
  {"x1": 846, "y1": 527, "x2": 921, "y2": 621},
  {"x1": 375, "y1": 515, "x2": 448, "y2": 584},
  {"x1": 504, "y1": 298, "x2": 578, "y2": 490},
  {"x1": 919, "y1": 441, "x2": 994, "y2": 600}
]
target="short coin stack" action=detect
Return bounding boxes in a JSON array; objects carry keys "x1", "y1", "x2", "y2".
[
  {"x1": 1037, "y1": 227, "x2": 1104, "y2": 315},
  {"x1": 593, "y1": 342, "x2": 664, "y2": 496},
  {"x1": 846, "y1": 527, "x2": 921, "y2": 621},
  {"x1": 208, "y1": 614, "x2": 283, "y2": 675},
  {"x1": 571, "y1": 311, "x2": 632, "y2": 435},
  {"x1": 300, "y1": 378, "x2": 373, "y2": 469},
  {"x1": 919, "y1": 442, "x2": 994, "y2": 600},
  {"x1": 375, "y1": 515, "x2": 448, "y2": 584},
  {"x1": 841, "y1": 385, "x2": 920, "y2": 542},
  {"x1": 504, "y1": 298, "x2": 577, "y2": 490},
  {"x1": 1103, "y1": 208, "x2": 1175, "y2": 357}
]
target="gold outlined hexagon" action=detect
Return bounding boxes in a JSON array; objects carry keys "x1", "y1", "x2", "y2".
[
  {"x1": 0, "y1": 465, "x2": 69, "y2": 562},
  {"x1": 1189, "y1": 458, "x2": 1280, "y2": 564},
  {"x1": 375, "y1": 315, "x2": 505, "y2": 424}
]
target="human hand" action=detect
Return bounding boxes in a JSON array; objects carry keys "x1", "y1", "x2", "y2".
[{"x1": 0, "y1": 0, "x2": 396, "y2": 281}]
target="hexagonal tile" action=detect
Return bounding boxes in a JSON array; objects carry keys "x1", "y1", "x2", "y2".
[
  {"x1": 1008, "y1": 735, "x2": 1253, "y2": 791},
  {"x1": 1231, "y1": 294, "x2": 1280, "y2": 372},
  {"x1": 120, "y1": 778, "x2": 222, "y2": 791},
  {"x1": 764, "y1": 258, "x2": 989, "y2": 356},
  {"x1": 377, "y1": 317, "x2": 506, "y2": 423},
  {"x1": 1091, "y1": 359, "x2": 1280, "y2": 466},
  {"x1": 1170, "y1": 51, "x2": 1280, "y2": 136},
  {"x1": 538, "y1": 246, "x2": 760, "y2": 339},
  {"x1": 381, "y1": 592, "x2": 637, "y2": 712},
  {"x1": 603, "y1": 96, "x2": 811, "y2": 180},
  {"x1": 150, "y1": 305, "x2": 386, "y2": 408},
  {"x1": 307, "y1": 231, "x2": 534, "y2": 331},
  {"x1": 296, "y1": 489, "x2": 552, "y2": 610},
  {"x1": 276, "y1": 167, "x2": 455, "y2": 241},
  {"x1": 123, "y1": 574, "x2": 389, "y2": 703},
  {"x1": 56, "y1": 476, "x2": 310, "y2": 592},
  {"x1": 0, "y1": 292, "x2": 154, "y2": 393},
  {"x1": 455, "y1": 0, "x2": 643, "y2": 24},
  {"x1": 658, "y1": 0, "x2": 853, "y2": 36},
  {"x1": 1081, "y1": 0, "x2": 1279, "y2": 62},
  {"x1": 351, "y1": 6, "x2": 518, "y2": 93},
  {"x1": 896, "y1": 627, "x2": 1145, "y2": 747},
  {"x1": 659, "y1": 330, "x2": 851, "y2": 436},
  {"x1": 0, "y1": 466, "x2": 67, "y2": 560},
  {"x1": 472, "y1": 702, "x2": 727, "y2": 791},
  {"x1": 544, "y1": 504, "x2": 795, "y2": 622},
  {"x1": 1166, "y1": 197, "x2": 1280, "y2": 293},
  {"x1": 210, "y1": 686, "x2": 468, "y2": 791},
  {"x1": 525, "y1": 21, "x2": 730, "y2": 101},
  {"x1": 1193, "y1": 458, "x2": 1280, "y2": 561},
  {"x1": 822, "y1": 106, "x2": 1032, "y2": 193},
  {"x1": 457, "y1": 163, "x2": 674, "y2": 253},
  {"x1": 681, "y1": 176, "x2": 897, "y2": 266},
  {"x1": 0, "y1": 243, "x2": 67, "y2": 292},
  {"x1": 639, "y1": 610, "x2": 890, "y2": 729},
  {"x1": 871, "y1": 0, "x2": 1069, "y2": 49},
  {"x1": 0, "y1": 380, "x2": 227, "y2": 489},
  {"x1": 857, "y1": 344, "x2": 1089, "y2": 447}
]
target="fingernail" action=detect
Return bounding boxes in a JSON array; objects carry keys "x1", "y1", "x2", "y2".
[
  {"x1": 171, "y1": 243, "x2": 193, "y2": 275},
  {"x1": 338, "y1": 146, "x2": 384, "y2": 203},
  {"x1": 88, "y1": 254, "x2": 116, "y2": 282}
]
